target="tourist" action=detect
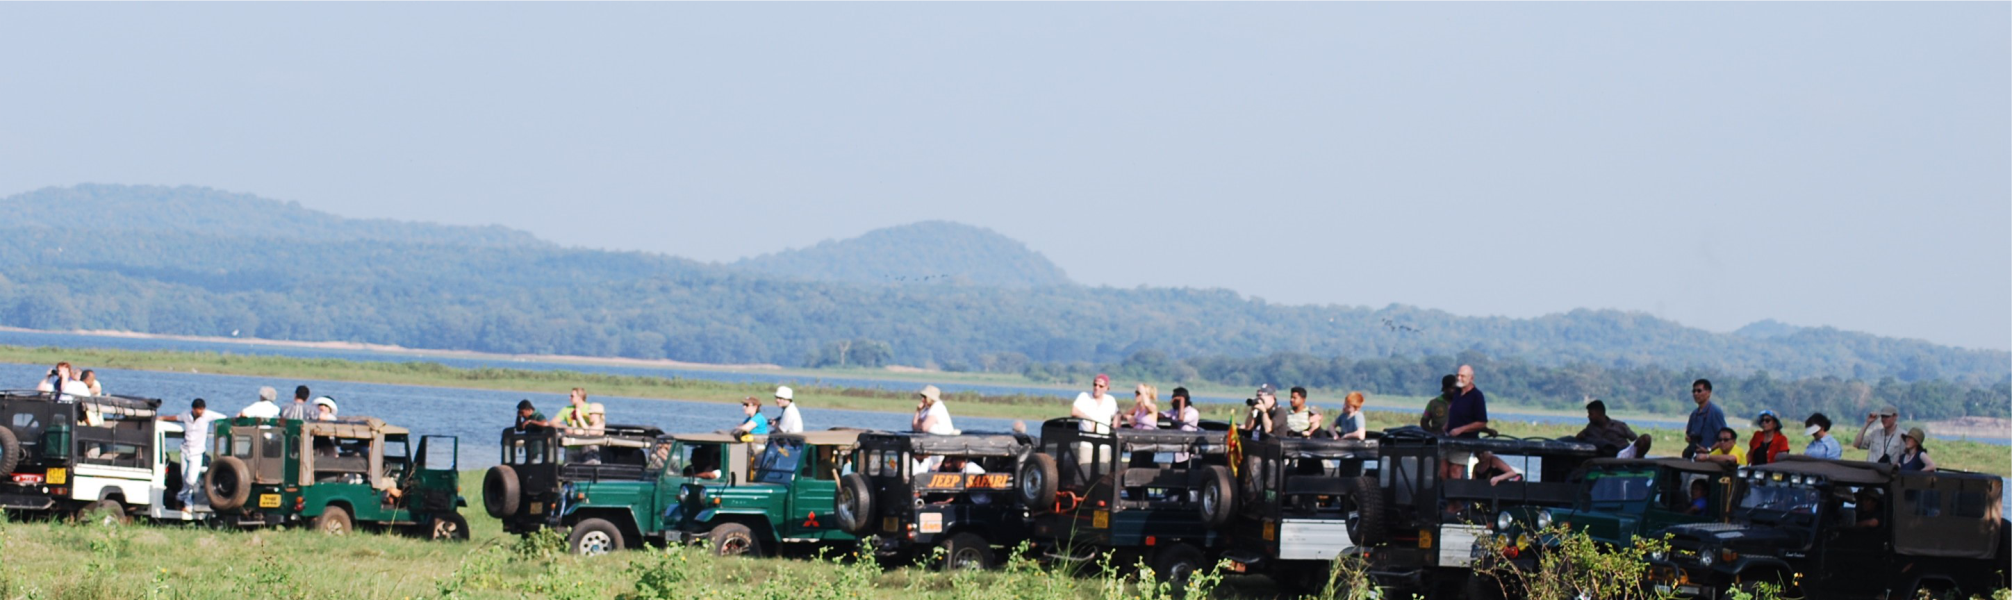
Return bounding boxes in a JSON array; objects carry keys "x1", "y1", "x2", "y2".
[
  {"x1": 239, "y1": 386, "x2": 281, "y2": 418},
  {"x1": 1683, "y1": 379, "x2": 1727, "y2": 459},
  {"x1": 1854, "y1": 406, "x2": 1905, "y2": 464},
  {"x1": 1472, "y1": 450, "x2": 1522, "y2": 486},
  {"x1": 1802, "y1": 413, "x2": 1842, "y2": 459},
  {"x1": 774, "y1": 386, "x2": 804, "y2": 434},
  {"x1": 1123, "y1": 384, "x2": 1160, "y2": 430},
  {"x1": 313, "y1": 397, "x2": 338, "y2": 421},
  {"x1": 1686, "y1": 480, "x2": 1709, "y2": 515},
  {"x1": 1071, "y1": 374, "x2": 1121, "y2": 434},
  {"x1": 281, "y1": 385, "x2": 314, "y2": 420},
  {"x1": 1575, "y1": 399, "x2": 1639, "y2": 456},
  {"x1": 1420, "y1": 374, "x2": 1456, "y2": 433},
  {"x1": 733, "y1": 397, "x2": 771, "y2": 437},
  {"x1": 79, "y1": 370, "x2": 103, "y2": 396},
  {"x1": 1853, "y1": 490, "x2": 1884, "y2": 527},
  {"x1": 684, "y1": 446, "x2": 723, "y2": 479},
  {"x1": 1447, "y1": 365, "x2": 1489, "y2": 438},
  {"x1": 166, "y1": 398, "x2": 225, "y2": 508},
  {"x1": 913, "y1": 385, "x2": 957, "y2": 435},
  {"x1": 513, "y1": 400, "x2": 551, "y2": 433},
  {"x1": 556, "y1": 388, "x2": 592, "y2": 431},
  {"x1": 586, "y1": 403, "x2": 607, "y2": 433},
  {"x1": 1746, "y1": 410, "x2": 1789, "y2": 466},
  {"x1": 1897, "y1": 427, "x2": 1936, "y2": 472},
  {"x1": 1160, "y1": 388, "x2": 1200, "y2": 432},
  {"x1": 36, "y1": 362, "x2": 90, "y2": 398},
  {"x1": 1282, "y1": 387, "x2": 1323, "y2": 438},
  {"x1": 1694, "y1": 427, "x2": 1746, "y2": 466},
  {"x1": 1332, "y1": 391, "x2": 1368, "y2": 440},
  {"x1": 1241, "y1": 384, "x2": 1284, "y2": 440}
]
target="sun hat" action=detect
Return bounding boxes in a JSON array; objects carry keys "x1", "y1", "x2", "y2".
[
  {"x1": 1878, "y1": 406, "x2": 1898, "y2": 417},
  {"x1": 312, "y1": 397, "x2": 337, "y2": 413},
  {"x1": 1904, "y1": 426, "x2": 1927, "y2": 444},
  {"x1": 917, "y1": 385, "x2": 942, "y2": 403},
  {"x1": 775, "y1": 386, "x2": 794, "y2": 401},
  {"x1": 1753, "y1": 409, "x2": 1779, "y2": 427},
  {"x1": 258, "y1": 386, "x2": 278, "y2": 402},
  {"x1": 588, "y1": 402, "x2": 606, "y2": 415}
]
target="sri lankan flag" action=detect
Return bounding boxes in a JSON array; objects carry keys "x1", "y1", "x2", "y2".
[{"x1": 1225, "y1": 418, "x2": 1244, "y2": 477}]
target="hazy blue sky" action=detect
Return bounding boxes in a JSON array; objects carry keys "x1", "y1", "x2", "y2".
[{"x1": 3, "y1": 3, "x2": 2006, "y2": 351}]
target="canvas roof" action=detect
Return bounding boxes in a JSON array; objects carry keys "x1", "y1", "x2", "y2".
[
  {"x1": 860, "y1": 431, "x2": 1034, "y2": 457},
  {"x1": 772, "y1": 428, "x2": 867, "y2": 446},
  {"x1": 303, "y1": 417, "x2": 408, "y2": 439},
  {"x1": 1581, "y1": 457, "x2": 1735, "y2": 476}
]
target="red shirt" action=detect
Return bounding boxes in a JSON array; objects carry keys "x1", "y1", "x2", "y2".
[{"x1": 1748, "y1": 431, "x2": 1790, "y2": 465}]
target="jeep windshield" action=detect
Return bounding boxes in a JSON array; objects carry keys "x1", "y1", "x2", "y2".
[
  {"x1": 753, "y1": 438, "x2": 803, "y2": 484},
  {"x1": 1584, "y1": 469, "x2": 1656, "y2": 511},
  {"x1": 1736, "y1": 483, "x2": 1822, "y2": 529}
]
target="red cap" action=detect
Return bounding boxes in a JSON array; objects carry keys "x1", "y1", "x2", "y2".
[{"x1": 1093, "y1": 373, "x2": 1110, "y2": 386}]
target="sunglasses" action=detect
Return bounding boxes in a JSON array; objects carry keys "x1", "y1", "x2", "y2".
[
  {"x1": 1718, "y1": 437, "x2": 1736, "y2": 442},
  {"x1": 1692, "y1": 389, "x2": 1708, "y2": 394}
]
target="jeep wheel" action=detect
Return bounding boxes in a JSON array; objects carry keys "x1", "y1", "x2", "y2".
[
  {"x1": 1151, "y1": 543, "x2": 1208, "y2": 599},
  {"x1": 937, "y1": 532, "x2": 994, "y2": 571},
  {"x1": 1347, "y1": 475, "x2": 1388, "y2": 545},
  {"x1": 78, "y1": 499, "x2": 130, "y2": 526},
  {"x1": 427, "y1": 513, "x2": 471, "y2": 541},
  {"x1": 1017, "y1": 454, "x2": 1059, "y2": 513},
  {"x1": 0, "y1": 427, "x2": 19, "y2": 476},
  {"x1": 1198, "y1": 465, "x2": 1235, "y2": 528},
  {"x1": 482, "y1": 465, "x2": 520, "y2": 518},
  {"x1": 204, "y1": 456, "x2": 252, "y2": 510},
  {"x1": 835, "y1": 473, "x2": 874, "y2": 534},
  {"x1": 709, "y1": 522, "x2": 760, "y2": 557},
  {"x1": 316, "y1": 505, "x2": 353, "y2": 535},
  {"x1": 567, "y1": 518, "x2": 624, "y2": 556}
]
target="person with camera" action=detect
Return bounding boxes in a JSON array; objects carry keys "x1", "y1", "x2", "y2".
[
  {"x1": 36, "y1": 362, "x2": 91, "y2": 399},
  {"x1": 1853, "y1": 406, "x2": 1905, "y2": 464},
  {"x1": 1240, "y1": 384, "x2": 1285, "y2": 440}
]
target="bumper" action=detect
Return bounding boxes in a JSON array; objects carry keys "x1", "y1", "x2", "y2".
[
  {"x1": 0, "y1": 493, "x2": 57, "y2": 511},
  {"x1": 1646, "y1": 561, "x2": 1724, "y2": 599}
]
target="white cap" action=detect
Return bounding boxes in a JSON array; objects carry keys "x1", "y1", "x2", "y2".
[
  {"x1": 1804, "y1": 424, "x2": 1822, "y2": 437},
  {"x1": 313, "y1": 397, "x2": 337, "y2": 413},
  {"x1": 775, "y1": 386, "x2": 794, "y2": 401}
]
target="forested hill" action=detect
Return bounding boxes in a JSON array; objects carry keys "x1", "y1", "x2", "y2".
[
  {"x1": 1, "y1": 185, "x2": 2005, "y2": 392},
  {"x1": 733, "y1": 221, "x2": 1072, "y2": 288}
]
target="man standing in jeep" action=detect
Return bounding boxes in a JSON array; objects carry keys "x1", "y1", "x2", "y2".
[{"x1": 166, "y1": 398, "x2": 225, "y2": 508}]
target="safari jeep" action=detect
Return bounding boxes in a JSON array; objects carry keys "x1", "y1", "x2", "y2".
[
  {"x1": 1359, "y1": 427, "x2": 1599, "y2": 599},
  {"x1": 837, "y1": 431, "x2": 1035, "y2": 569},
  {"x1": 1470, "y1": 457, "x2": 1737, "y2": 599},
  {"x1": 203, "y1": 416, "x2": 469, "y2": 539},
  {"x1": 0, "y1": 390, "x2": 165, "y2": 522},
  {"x1": 1021, "y1": 418, "x2": 1235, "y2": 587},
  {"x1": 1648, "y1": 455, "x2": 2010, "y2": 600},
  {"x1": 554, "y1": 432, "x2": 766, "y2": 555},
  {"x1": 484, "y1": 424, "x2": 664, "y2": 535},
  {"x1": 1218, "y1": 434, "x2": 1382, "y2": 594},
  {"x1": 673, "y1": 430, "x2": 863, "y2": 557}
]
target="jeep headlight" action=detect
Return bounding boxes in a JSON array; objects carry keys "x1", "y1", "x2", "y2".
[
  {"x1": 1496, "y1": 512, "x2": 1515, "y2": 531},
  {"x1": 1698, "y1": 552, "x2": 1715, "y2": 567},
  {"x1": 1535, "y1": 512, "x2": 1553, "y2": 529},
  {"x1": 1649, "y1": 550, "x2": 1667, "y2": 562}
]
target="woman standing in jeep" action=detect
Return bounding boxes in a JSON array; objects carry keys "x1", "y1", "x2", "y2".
[{"x1": 1746, "y1": 410, "x2": 1789, "y2": 465}]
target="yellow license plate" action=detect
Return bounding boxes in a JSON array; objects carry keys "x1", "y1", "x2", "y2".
[
  {"x1": 46, "y1": 468, "x2": 65, "y2": 485},
  {"x1": 1091, "y1": 510, "x2": 1109, "y2": 529},
  {"x1": 258, "y1": 494, "x2": 282, "y2": 508},
  {"x1": 529, "y1": 502, "x2": 543, "y2": 515},
  {"x1": 883, "y1": 517, "x2": 900, "y2": 532}
]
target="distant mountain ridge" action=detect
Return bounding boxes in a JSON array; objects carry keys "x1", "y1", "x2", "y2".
[
  {"x1": 0, "y1": 184, "x2": 2003, "y2": 389},
  {"x1": 732, "y1": 221, "x2": 1073, "y2": 288}
]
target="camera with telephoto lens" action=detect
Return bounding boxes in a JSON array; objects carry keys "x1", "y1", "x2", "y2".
[{"x1": 1245, "y1": 397, "x2": 1261, "y2": 407}]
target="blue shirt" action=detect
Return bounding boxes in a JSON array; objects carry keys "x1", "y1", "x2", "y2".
[
  {"x1": 742, "y1": 415, "x2": 771, "y2": 435},
  {"x1": 1447, "y1": 388, "x2": 1488, "y2": 439},
  {"x1": 1685, "y1": 402, "x2": 1727, "y2": 449},
  {"x1": 1804, "y1": 435, "x2": 1842, "y2": 460}
]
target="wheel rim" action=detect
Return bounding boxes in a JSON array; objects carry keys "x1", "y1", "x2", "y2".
[
  {"x1": 1200, "y1": 486, "x2": 1218, "y2": 515},
  {"x1": 323, "y1": 516, "x2": 347, "y2": 535},
  {"x1": 836, "y1": 488, "x2": 857, "y2": 523},
  {"x1": 578, "y1": 530, "x2": 613, "y2": 556},
  {"x1": 432, "y1": 518, "x2": 460, "y2": 539},
  {"x1": 718, "y1": 533, "x2": 751, "y2": 555},
  {"x1": 948, "y1": 546, "x2": 985, "y2": 570},
  {"x1": 1020, "y1": 466, "x2": 1041, "y2": 499},
  {"x1": 1169, "y1": 560, "x2": 1196, "y2": 585}
]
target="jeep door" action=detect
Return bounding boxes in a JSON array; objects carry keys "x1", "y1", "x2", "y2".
[
  {"x1": 1810, "y1": 485, "x2": 1889, "y2": 598},
  {"x1": 784, "y1": 443, "x2": 845, "y2": 540}
]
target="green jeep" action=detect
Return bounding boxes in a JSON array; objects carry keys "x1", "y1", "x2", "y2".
[
  {"x1": 1470, "y1": 458, "x2": 1736, "y2": 598},
  {"x1": 203, "y1": 416, "x2": 469, "y2": 539},
  {"x1": 673, "y1": 430, "x2": 864, "y2": 557},
  {"x1": 556, "y1": 432, "x2": 766, "y2": 556},
  {"x1": 483, "y1": 424, "x2": 665, "y2": 536}
]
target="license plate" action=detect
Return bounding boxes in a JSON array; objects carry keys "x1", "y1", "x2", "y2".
[
  {"x1": 883, "y1": 517, "x2": 900, "y2": 532},
  {"x1": 529, "y1": 502, "x2": 543, "y2": 515},
  {"x1": 45, "y1": 468, "x2": 65, "y2": 485},
  {"x1": 258, "y1": 494, "x2": 282, "y2": 508},
  {"x1": 1091, "y1": 510, "x2": 1109, "y2": 529},
  {"x1": 919, "y1": 513, "x2": 943, "y2": 534}
]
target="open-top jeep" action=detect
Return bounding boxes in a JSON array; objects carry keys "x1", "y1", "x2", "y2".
[
  {"x1": 674, "y1": 429, "x2": 864, "y2": 557},
  {"x1": 1020, "y1": 418, "x2": 1235, "y2": 586},
  {"x1": 1648, "y1": 455, "x2": 2009, "y2": 600},
  {"x1": 1471, "y1": 457, "x2": 1737, "y2": 598},
  {"x1": 203, "y1": 416, "x2": 468, "y2": 539},
  {"x1": 1360, "y1": 427, "x2": 1599, "y2": 598},
  {"x1": 0, "y1": 390, "x2": 165, "y2": 522},
  {"x1": 1218, "y1": 435, "x2": 1382, "y2": 593},
  {"x1": 484, "y1": 424, "x2": 664, "y2": 535},
  {"x1": 836, "y1": 430, "x2": 1035, "y2": 569},
  {"x1": 555, "y1": 432, "x2": 766, "y2": 556}
]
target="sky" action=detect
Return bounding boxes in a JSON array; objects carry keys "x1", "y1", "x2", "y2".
[{"x1": 2, "y1": 3, "x2": 2006, "y2": 352}]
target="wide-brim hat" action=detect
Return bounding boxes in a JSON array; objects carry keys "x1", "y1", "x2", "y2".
[
  {"x1": 1904, "y1": 426, "x2": 1927, "y2": 443},
  {"x1": 917, "y1": 385, "x2": 942, "y2": 403},
  {"x1": 775, "y1": 386, "x2": 794, "y2": 401}
]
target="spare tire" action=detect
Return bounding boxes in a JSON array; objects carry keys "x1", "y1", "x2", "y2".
[
  {"x1": 1198, "y1": 465, "x2": 1236, "y2": 528},
  {"x1": 1348, "y1": 475, "x2": 1388, "y2": 545},
  {"x1": 205, "y1": 456, "x2": 252, "y2": 510},
  {"x1": 834, "y1": 473, "x2": 874, "y2": 534},
  {"x1": 483, "y1": 465, "x2": 520, "y2": 518},
  {"x1": 0, "y1": 427, "x2": 19, "y2": 476},
  {"x1": 1017, "y1": 454, "x2": 1059, "y2": 513}
]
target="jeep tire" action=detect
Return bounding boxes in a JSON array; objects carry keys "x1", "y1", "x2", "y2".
[
  {"x1": 937, "y1": 532, "x2": 994, "y2": 571},
  {"x1": 316, "y1": 505, "x2": 353, "y2": 535},
  {"x1": 710, "y1": 522, "x2": 761, "y2": 557},
  {"x1": 205, "y1": 455, "x2": 253, "y2": 510},
  {"x1": 79, "y1": 498, "x2": 129, "y2": 526},
  {"x1": 427, "y1": 513, "x2": 471, "y2": 541},
  {"x1": 567, "y1": 518, "x2": 624, "y2": 556},
  {"x1": 835, "y1": 473, "x2": 874, "y2": 535},
  {"x1": 1348, "y1": 475, "x2": 1388, "y2": 545},
  {"x1": 1018, "y1": 454, "x2": 1059, "y2": 513},
  {"x1": 1198, "y1": 465, "x2": 1236, "y2": 528},
  {"x1": 0, "y1": 427, "x2": 19, "y2": 476},
  {"x1": 1152, "y1": 543, "x2": 1209, "y2": 599},
  {"x1": 483, "y1": 465, "x2": 520, "y2": 518}
]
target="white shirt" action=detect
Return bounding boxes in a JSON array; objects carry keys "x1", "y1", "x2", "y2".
[
  {"x1": 776, "y1": 404, "x2": 804, "y2": 434},
  {"x1": 911, "y1": 455, "x2": 944, "y2": 477},
  {"x1": 918, "y1": 402, "x2": 957, "y2": 435},
  {"x1": 37, "y1": 378, "x2": 92, "y2": 399},
  {"x1": 958, "y1": 460, "x2": 986, "y2": 475},
  {"x1": 239, "y1": 400, "x2": 280, "y2": 419},
  {"x1": 179, "y1": 411, "x2": 227, "y2": 455},
  {"x1": 1072, "y1": 392, "x2": 1119, "y2": 433}
]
